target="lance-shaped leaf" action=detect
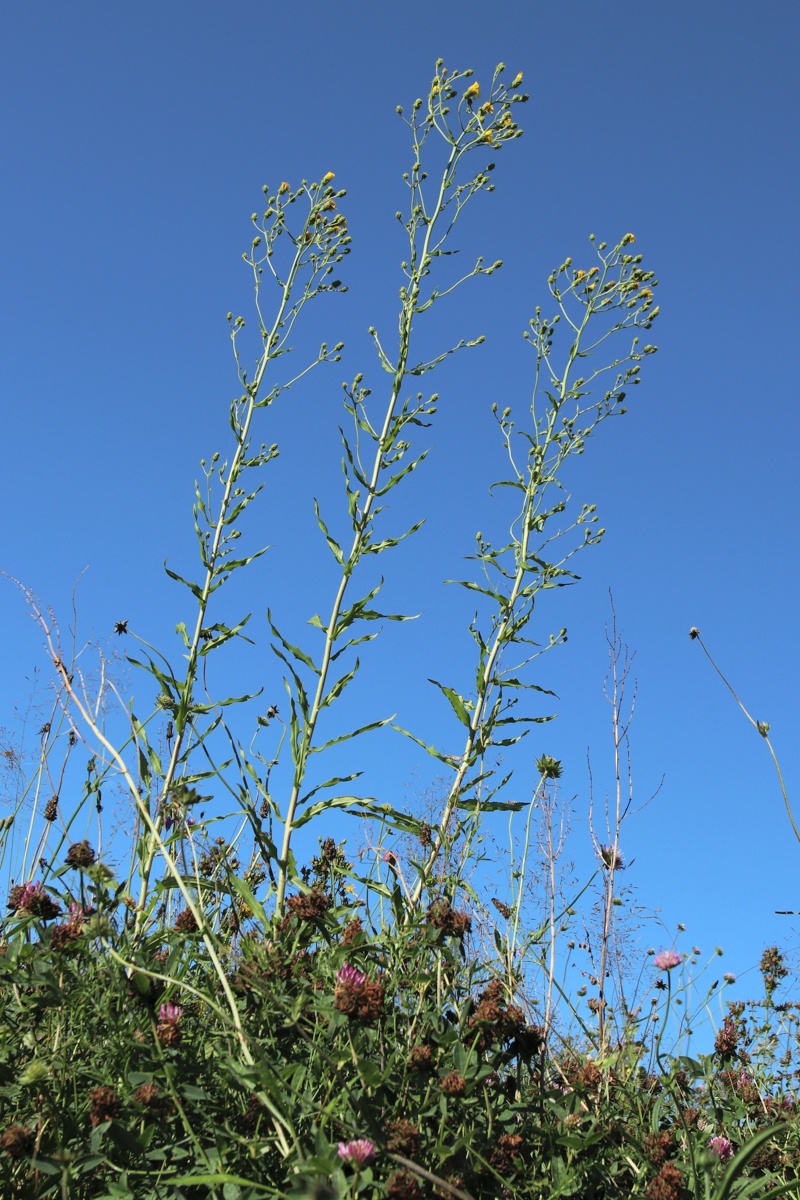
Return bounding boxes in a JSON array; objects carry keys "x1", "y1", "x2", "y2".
[
  {"x1": 320, "y1": 658, "x2": 360, "y2": 709},
  {"x1": 457, "y1": 797, "x2": 527, "y2": 813},
  {"x1": 299, "y1": 772, "x2": 362, "y2": 806},
  {"x1": 308, "y1": 714, "x2": 394, "y2": 753},
  {"x1": 131, "y1": 711, "x2": 163, "y2": 784},
  {"x1": 391, "y1": 723, "x2": 459, "y2": 768},
  {"x1": 163, "y1": 562, "x2": 204, "y2": 601},
  {"x1": 373, "y1": 450, "x2": 429, "y2": 498},
  {"x1": 269, "y1": 610, "x2": 320, "y2": 676},
  {"x1": 225, "y1": 872, "x2": 269, "y2": 929},
  {"x1": 362, "y1": 518, "x2": 426, "y2": 555},
  {"x1": 313, "y1": 498, "x2": 345, "y2": 566},
  {"x1": 291, "y1": 793, "x2": 374, "y2": 830},
  {"x1": 125, "y1": 653, "x2": 181, "y2": 697},
  {"x1": 197, "y1": 614, "x2": 255, "y2": 656},
  {"x1": 428, "y1": 678, "x2": 474, "y2": 728}
]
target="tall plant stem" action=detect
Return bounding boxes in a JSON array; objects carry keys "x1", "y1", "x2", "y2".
[
  {"x1": 132, "y1": 234, "x2": 312, "y2": 928},
  {"x1": 275, "y1": 140, "x2": 463, "y2": 915},
  {"x1": 410, "y1": 304, "x2": 595, "y2": 907}
]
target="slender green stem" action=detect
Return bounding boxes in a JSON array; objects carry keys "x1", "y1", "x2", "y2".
[
  {"x1": 275, "y1": 138, "x2": 465, "y2": 914},
  {"x1": 692, "y1": 630, "x2": 798, "y2": 844}
]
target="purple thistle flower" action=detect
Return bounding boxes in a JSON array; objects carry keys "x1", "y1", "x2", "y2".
[
  {"x1": 338, "y1": 1138, "x2": 376, "y2": 1166},
  {"x1": 709, "y1": 1135, "x2": 733, "y2": 1161},
  {"x1": 336, "y1": 962, "x2": 367, "y2": 989},
  {"x1": 158, "y1": 1002, "x2": 183, "y2": 1024},
  {"x1": 653, "y1": 949, "x2": 682, "y2": 971}
]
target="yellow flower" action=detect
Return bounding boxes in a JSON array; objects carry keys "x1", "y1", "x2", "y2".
[
  {"x1": 479, "y1": 102, "x2": 494, "y2": 116},
  {"x1": 278, "y1": 181, "x2": 290, "y2": 194},
  {"x1": 574, "y1": 269, "x2": 586, "y2": 281},
  {"x1": 622, "y1": 232, "x2": 636, "y2": 245},
  {"x1": 479, "y1": 130, "x2": 493, "y2": 143},
  {"x1": 511, "y1": 71, "x2": 523, "y2": 88},
  {"x1": 464, "y1": 81, "x2": 481, "y2": 104},
  {"x1": 641, "y1": 287, "x2": 652, "y2": 300},
  {"x1": 322, "y1": 171, "x2": 335, "y2": 184},
  {"x1": 431, "y1": 78, "x2": 440, "y2": 94}
]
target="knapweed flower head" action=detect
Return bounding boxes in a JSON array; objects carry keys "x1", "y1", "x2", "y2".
[
  {"x1": 654, "y1": 949, "x2": 682, "y2": 971},
  {"x1": 337, "y1": 1138, "x2": 375, "y2": 1167},
  {"x1": 598, "y1": 844, "x2": 625, "y2": 871},
  {"x1": 708, "y1": 1135, "x2": 733, "y2": 1161}
]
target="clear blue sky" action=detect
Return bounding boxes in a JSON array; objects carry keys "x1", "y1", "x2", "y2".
[{"x1": 2, "y1": 2, "x2": 799, "y2": 1029}]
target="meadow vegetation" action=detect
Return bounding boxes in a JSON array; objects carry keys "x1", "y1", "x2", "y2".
[{"x1": 2, "y1": 62, "x2": 798, "y2": 1200}]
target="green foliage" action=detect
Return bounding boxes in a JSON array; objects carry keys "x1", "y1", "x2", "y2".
[{"x1": 3, "y1": 60, "x2": 797, "y2": 1199}]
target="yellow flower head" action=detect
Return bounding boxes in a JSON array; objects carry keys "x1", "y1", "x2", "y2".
[
  {"x1": 322, "y1": 171, "x2": 335, "y2": 184},
  {"x1": 479, "y1": 130, "x2": 493, "y2": 143},
  {"x1": 464, "y1": 81, "x2": 481, "y2": 104},
  {"x1": 479, "y1": 102, "x2": 494, "y2": 116},
  {"x1": 278, "y1": 181, "x2": 290, "y2": 194},
  {"x1": 574, "y1": 269, "x2": 587, "y2": 281},
  {"x1": 511, "y1": 71, "x2": 523, "y2": 88},
  {"x1": 621, "y1": 232, "x2": 636, "y2": 245}
]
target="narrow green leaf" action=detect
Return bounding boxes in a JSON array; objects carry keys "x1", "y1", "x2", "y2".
[
  {"x1": 314, "y1": 498, "x2": 345, "y2": 565},
  {"x1": 429, "y1": 677, "x2": 473, "y2": 727},
  {"x1": 391, "y1": 723, "x2": 459, "y2": 767}
]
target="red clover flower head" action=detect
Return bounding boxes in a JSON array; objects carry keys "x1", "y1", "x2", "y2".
[
  {"x1": 8, "y1": 880, "x2": 61, "y2": 919},
  {"x1": 708, "y1": 1135, "x2": 733, "y2": 1161},
  {"x1": 654, "y1": 949, "x2": 682, "y2": 971},
  {"x1": 158, "y1": 1002, "x2": 183, "y2": 1024},
  {"x1": 336, "y1": 962, "x2": 367, "y2": 989},
  {"x1": 338, "y1": 1138, "x2": 376, "y2": 1166}
]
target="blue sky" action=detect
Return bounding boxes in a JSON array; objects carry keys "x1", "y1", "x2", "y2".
[{"x1": 2, "y1": 1, "x2": 799, "y2": 1033}]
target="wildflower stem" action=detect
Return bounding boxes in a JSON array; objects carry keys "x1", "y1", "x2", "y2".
[
  {"x1": 275, "y1": 114, "x2": 496, "y2": 914},
  {"x1": 692, "y1": 630, "x2": 798, "y2": 844}
]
